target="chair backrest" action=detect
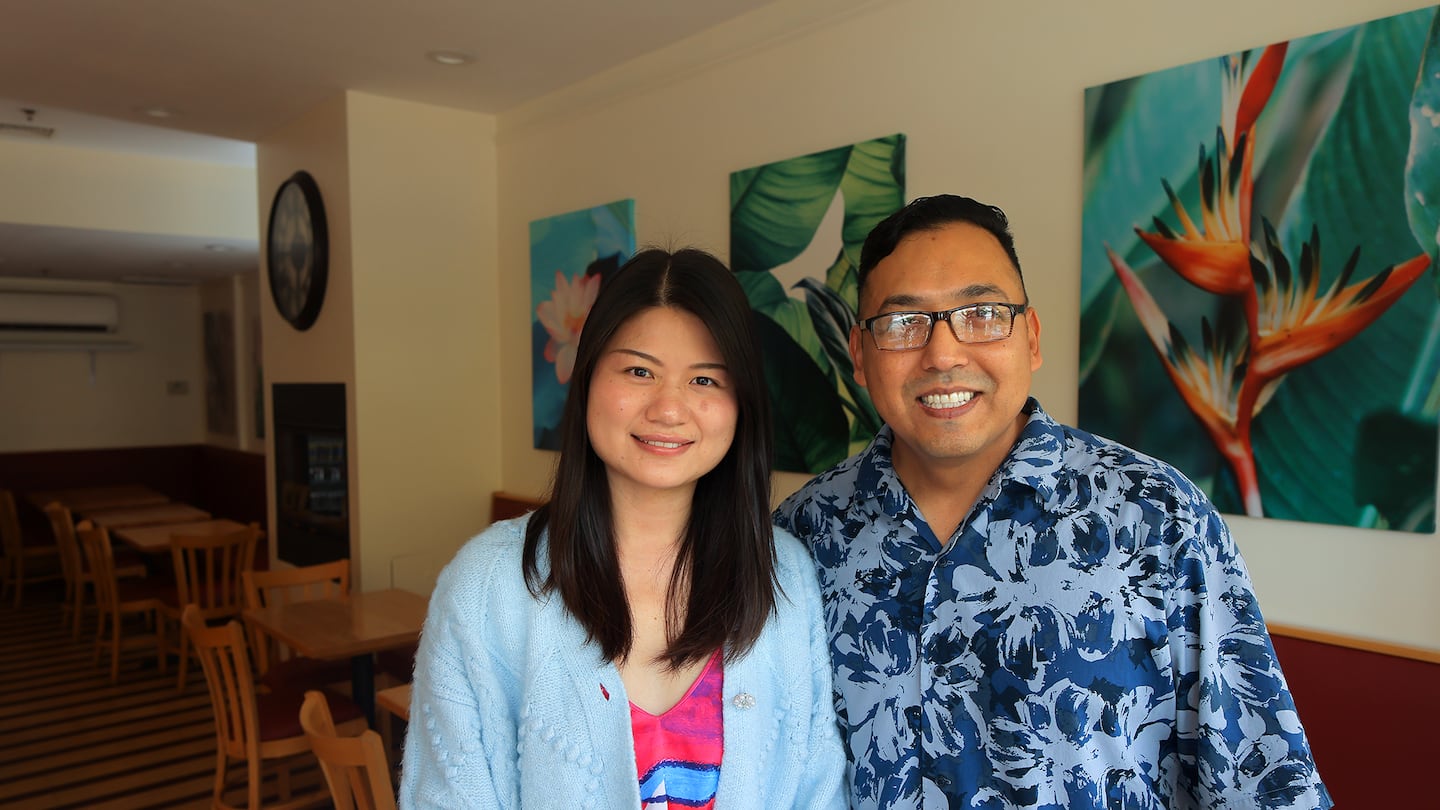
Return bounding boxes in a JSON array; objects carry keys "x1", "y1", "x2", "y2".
[
  {"x1": 242, "y1": 559, "x2": 350, "y2": 611},
  {"x1": 241, "y1": 559, "x2": 350, "y2": 671},
  {"x1": 44, "y1": 502, "x2": 85, "y2": 586},
  {"x1": 75, "y1": 521, "x2": 119, "y2": 614},
  {"x1": 299, "y1": 690, "x2": 397, "y2": 810},
  {"x1": 181, "y1": 603, "x2": 261, "y2": 761},
  {"x1": 171, "y1": 525, "x2": 259, "y2": 622},
  {"x1": 0, "y1": 490, "x2": 24, "y2": 559}
]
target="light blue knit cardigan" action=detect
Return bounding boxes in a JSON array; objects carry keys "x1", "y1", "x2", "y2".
[{"x1": 399, "y1": 517, "x2": 847, "y2": 809}]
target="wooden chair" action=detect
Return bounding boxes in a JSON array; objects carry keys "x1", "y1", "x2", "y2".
[
  {"x1": 45, "y1": 501, "x2": 146, "y2": 637},
  {"x1": 242, "y1": 560, "x2": 353, "y2": 690},
  {"x1": 300, "y1": 690, "x2": 398, "y2": 810},
  {"x1": 0, "y1": 489, "x2": 62, "y2": 608},
  {"x1": 182, "y1": 604, "x2": 367, "y2": 810},
  {"x1": 76, "y1": 521, "x2": 172, "y2": 683},
  {"x1": 170, "y1": 524, "x2": 260, "y2": 690}
]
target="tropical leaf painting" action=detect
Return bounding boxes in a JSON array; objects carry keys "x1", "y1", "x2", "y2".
[
  {"x1": 731, "y1": 134, "x2": 905, "y2": 473},
  {"x1": 1079, "y1": 8, "x2": 1440, "y2": 533},
  {"x1": 529, "y1": 199, "x2": 636, "y2": 450}
]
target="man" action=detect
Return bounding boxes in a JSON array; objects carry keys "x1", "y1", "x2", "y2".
[{"x1": 773, "y1": 195, "x2": 1330, "y2": 809}]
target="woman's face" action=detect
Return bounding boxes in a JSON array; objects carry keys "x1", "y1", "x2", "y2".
[{"x1": 586, "y1": 306, "x2": 738, "y2": 506}]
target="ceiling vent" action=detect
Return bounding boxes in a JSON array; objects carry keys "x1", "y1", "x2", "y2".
[
  {"x1": 0, "y1": 121, "x2": 55, "y2": 139},
  {"x1": 0, "y1": 292, "x2": 119, "y2": 333}
]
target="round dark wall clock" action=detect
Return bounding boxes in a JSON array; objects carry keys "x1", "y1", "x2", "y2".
[{"x1": 266, "y1": 170, "x2": 329, "y2": 331}]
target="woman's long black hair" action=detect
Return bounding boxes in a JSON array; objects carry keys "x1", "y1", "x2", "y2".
[{"x1": 522, "y1": 247, "x2": 777, "y2": 670}]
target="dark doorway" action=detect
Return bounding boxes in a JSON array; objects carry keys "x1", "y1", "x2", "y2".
[{"x1": 272, "y1": 383, "x2": 349, "y2": 566}]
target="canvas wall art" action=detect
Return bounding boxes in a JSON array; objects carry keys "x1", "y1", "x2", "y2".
[
  {"x1": 729, "y1": 134, "x2": 906, "y2": 474},
  {"x1": 529, "y1": 199, "x2": 636, "y2": 450},
  {"x1": 1080, "y1": 8, "x2": 1440, "y2": 532},
  {"x1": 252, "y1": 315, "x2": 264, "y2": 440},
  {"x1": 203, "y1": 310, "x2": 237, "y2": 437}
]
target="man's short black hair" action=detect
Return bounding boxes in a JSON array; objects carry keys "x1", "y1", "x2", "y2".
[{"x1": 858, "y1": 194, "x2": 1024, "y2": 301}]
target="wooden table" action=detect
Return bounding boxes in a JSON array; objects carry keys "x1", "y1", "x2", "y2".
[
  {"x1": 26, "y1": 484, "x2": 169, "y2": 512},
  {"x1": 376, "y1": 682, "x2": 411, "y2": 722},
  {"x1": 374, "y1": 682, "x2": 412, "y2": 759},
  {"x1": 243, "y1": 588, "x2": 427, "y2": 726},
  {"x1": 83, "y1": 503, "x2": 212, "y2": 530},
  {"x1": 112, "y1": 518, "x2": 247, "y2": 554}
]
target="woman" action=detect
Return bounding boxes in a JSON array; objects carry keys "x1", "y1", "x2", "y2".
[{"x1": 400, "y1": 248, "x2": 845, "y2": 808}]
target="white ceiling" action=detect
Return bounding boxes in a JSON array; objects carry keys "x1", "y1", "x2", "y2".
[{"x1": 0, "y1": 0, "x2": 783, "y2": 285}]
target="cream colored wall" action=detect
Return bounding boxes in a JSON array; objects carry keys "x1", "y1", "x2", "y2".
[
  {"x1": 494, "y1": 0, "x2": 1440, "y2": 648},
  {"x1": 256, "y1": 95, "x2": 357, "y2": 570},
  {"x1": 255, "y1": 92, "x2": 500, "y2": 592},
  {"x1": 0, "y1": 138, "x2": 256, "y2": 238},
  {"x1": 0, "y1": 128, "x2": 260, "y2": 456},
  {"x1": 345, "y1": 92, "x2": 501, "y2": 594},
  {"x1": 0, "y1": 278, "x2": 203, "y2": 450}
]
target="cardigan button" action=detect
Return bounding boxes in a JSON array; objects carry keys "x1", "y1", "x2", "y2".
[{"x1": 732, "y1": 692, "x2": 756, "y2": 709}]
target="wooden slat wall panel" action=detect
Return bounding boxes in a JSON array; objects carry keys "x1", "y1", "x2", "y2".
[
  {"x1": 0, "y1": 444, "x2": 269, "y2": 547},
  {"x1": 0, "y1": 584, "x2": 326, "y2": 809}
]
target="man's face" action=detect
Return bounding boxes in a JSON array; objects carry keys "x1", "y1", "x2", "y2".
[{"x1": 849, "y1": 221, "x2": 1042, "y2": 483}]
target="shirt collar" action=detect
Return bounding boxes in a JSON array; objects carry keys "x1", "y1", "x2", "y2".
[
  {"x1": 853, "y1": 425, "x2": 906, "y2": 519},
  {"x1": 854, "y1": 398, "x2": 1066, "y2": 517},
  {"x1": 1005, "y1": 399, "x2": 1065, "y2": 505}
]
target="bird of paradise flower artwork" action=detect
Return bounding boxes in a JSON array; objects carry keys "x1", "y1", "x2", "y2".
[
  {"x1": 529, "y1": 199, "x2": 636, "y2": 450},
  {"x1": 1080, "y1": 7, "x2": 1440, "y2": 532}
]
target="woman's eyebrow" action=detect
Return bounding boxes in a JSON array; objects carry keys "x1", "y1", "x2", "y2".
[
  {"x1": 609, "y1": 347, "x2": 660, "y2": 364},
  {"x1": 609, "y1": 348, "x2": 726, "y2": 372}
]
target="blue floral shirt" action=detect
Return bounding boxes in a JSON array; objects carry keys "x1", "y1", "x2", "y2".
[{"x1": 774, "y1": 400, "x2": 1330, "y2": 810}]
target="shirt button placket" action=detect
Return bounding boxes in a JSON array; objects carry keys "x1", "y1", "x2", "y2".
[
  {"x1": 919, "y1": 556, "x2": 946, "y2": 800},
  {"x1": 923, "y1": 545, "x2": 972, "y2": 803}
]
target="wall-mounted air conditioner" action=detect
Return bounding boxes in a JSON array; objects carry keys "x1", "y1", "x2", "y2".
[{"x1": 0, "y1": 292, "x2": 120, "y2": 333}]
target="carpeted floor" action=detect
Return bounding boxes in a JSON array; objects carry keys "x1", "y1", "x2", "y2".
[{"x1": 0, "y1": 583, "x2": 329, "y2": 809}]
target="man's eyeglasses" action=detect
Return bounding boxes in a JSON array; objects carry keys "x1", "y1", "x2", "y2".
[{"x1": 859, "y1": 302, "x2": 1029, "y2": 351}]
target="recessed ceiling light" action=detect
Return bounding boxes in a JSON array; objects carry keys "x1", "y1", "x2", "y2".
[{"x1": 427, "y1": 50, "x2": 475, "y2": 66}]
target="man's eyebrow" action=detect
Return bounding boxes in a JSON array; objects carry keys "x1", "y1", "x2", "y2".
[{"x1": 876, "y1": 283, "x2": 1009, "y2": 311}]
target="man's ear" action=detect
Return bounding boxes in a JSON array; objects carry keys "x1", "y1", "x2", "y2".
[
  {"x1": 1027, "y1": 306, "x2": 1043, "y2": 372},
  {"x1": 849, "y1": 323, "x2": 868, "y2": 388}
]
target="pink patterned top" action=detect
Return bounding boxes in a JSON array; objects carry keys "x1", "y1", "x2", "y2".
[{"x1": 629, "y1": 652, "x2": 724, "y2": 809}]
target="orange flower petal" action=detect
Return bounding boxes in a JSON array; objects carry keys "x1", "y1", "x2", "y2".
[
  {"x1": 1235, "y1": 43, "x2": 1288, "y2": 138},
  {"x1": 1135, "y1": 230, "x2": 1253, "y2": 295},
  {"x1": 1253, "y1": 253, "x2": 1431, "y2": 378},
  {"x1": 1108, "y1": 245, "x2": 1233, "y2": 428}
]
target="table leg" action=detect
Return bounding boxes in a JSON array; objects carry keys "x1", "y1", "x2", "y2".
[{"x1": 351, "y1": 653, "x2": 376, "y2": 728}]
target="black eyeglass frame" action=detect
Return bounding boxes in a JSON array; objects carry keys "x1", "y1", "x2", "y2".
[{"x1": 858, "y1": 301, "x2": 1030, "y2": 351}]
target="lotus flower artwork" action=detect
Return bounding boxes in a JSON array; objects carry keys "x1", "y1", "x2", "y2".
[
  {"x1": 529, "y1": 200, "x2": 636, "y2": 450},
  {"x1": 536, "y1": 269, "x2": 602, "y2": 385},
  {"x1": 1080, "y1": 8, "x2": 1440, "y2": 532}
]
